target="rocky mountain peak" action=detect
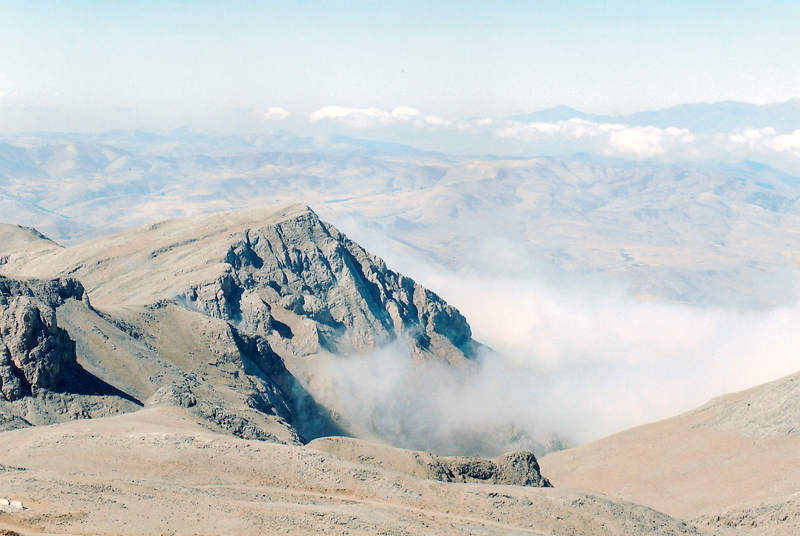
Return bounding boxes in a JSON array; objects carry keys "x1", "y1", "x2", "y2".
[
  {"x1": 1, "y1": 204, "x2": 477, "y2": 364},
  {"x1": 183, "y1": 205, "x2": 476, "y2": 361}
]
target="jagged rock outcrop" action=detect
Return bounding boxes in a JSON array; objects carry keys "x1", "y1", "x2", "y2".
[
  {"x1": 96, "y1": 300, "x2": 338, "y2": 445},
  {"x1": 0, "y1": 276, "x2": 85, "y2": 401},
  {"x1": 0, "y1": 275, "x2": 87, "y2": 309},
  {"x1": 180, "y1": 207, "x2": 476, "y2": 361},
  {"x1": 308, "y1": 437, "x2": 552, "y2": 487},
  {"x1": 0, "y1": 276, "x2": 143, "y2": 429}
]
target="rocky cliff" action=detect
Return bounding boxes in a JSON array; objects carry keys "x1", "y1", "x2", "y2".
[
  {"x1": 0, "y1": 276, "x2": 85, "y2": 401},
  {"x1": 181, "y1": 207, "x2": 476, "y2": 361}
]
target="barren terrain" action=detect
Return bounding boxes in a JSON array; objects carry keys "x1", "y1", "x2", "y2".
[{"x1": 0, "y1": 405, "x2": 732, "y2": 536}]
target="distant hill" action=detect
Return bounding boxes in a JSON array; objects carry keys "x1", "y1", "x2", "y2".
[{"x1": 508, "y1": 98, "x2": 800, "y2": 132}]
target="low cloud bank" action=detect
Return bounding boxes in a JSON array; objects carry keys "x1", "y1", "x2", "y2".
[
  {"x1": 302, "y1": 104, "x2": 800, "y2": 170},
  {"x1": 307, "y1": 104, "x2": 494, "y2": 131},
  {"x1": 302, "y1": 225, "x2": 800, "y2": 456},
  {"x1": 497, "y1": 118, "x2": 697, "y2": 158}
]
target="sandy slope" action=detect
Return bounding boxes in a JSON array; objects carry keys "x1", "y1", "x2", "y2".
[
  {"x1": 0, "y1": 406, "x2": 730, "y2": 536},
  {"x1": 540, "y1": 370, "x2": 800, "y2": 534}
]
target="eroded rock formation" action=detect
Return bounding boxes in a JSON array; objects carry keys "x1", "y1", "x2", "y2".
[
  {"x1": 180, "y1": 208, "x2": 476, "y2": 361},
  {"x1": 0, "y1": 277, "x2": 85, "y2": 401}
]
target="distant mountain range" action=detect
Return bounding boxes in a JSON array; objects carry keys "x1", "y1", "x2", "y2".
[{"x1": 508, "y1": 98, "x2": 800, "y2": 133}]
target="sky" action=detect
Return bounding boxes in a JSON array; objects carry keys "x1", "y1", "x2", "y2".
[{"x1": 1, "y1": 0, "x2": 799, "y2": 133}]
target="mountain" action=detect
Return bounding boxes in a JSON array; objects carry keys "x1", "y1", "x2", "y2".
[
  {"x1": 0, "y1": 204, "x2": 476, "y2": 362},
  {"x1": 508, "y1": 99, "x2": 800, "y2": 133},
  {"x1": 0, "y1": 204, "x2": 733, "y2": 535},
  {"x1": 540, "y1": 369, "x2": 800, "y2": 535},
  {"x1": 0, "y1": 205, "x2": 479, "y2": 441}
]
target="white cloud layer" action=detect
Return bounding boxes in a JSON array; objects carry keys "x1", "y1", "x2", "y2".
[
  {"x1": 391, "y1": 106, "x2": 420, "y2": 118},
  {"x1": 497, "y1": 118, "x2": 697, "y2": 158},
  {"x1": 259, "y1": 106, "x2": 290, "y2": 120},
  {"x1": 306, "y1": 105, "x2": 495, "y2": 132},
  {"x1": 297, "y1": 106, "x2": 799, "y2": 167},
  {"x1": 308, "y1": 106, "x2": 394, "y2": 128},
  {"x1": 730, "y1": 127, "x2": 800, "y2": 156},
  {"x1": 772, "y1": 131, "x2": 800, "y2": 153},
  {"x1": 301, "y1": 237, "x2": 800, "y2": 454}
]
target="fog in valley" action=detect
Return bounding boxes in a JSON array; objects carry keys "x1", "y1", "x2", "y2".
[{"x1": 315, "y1": 220, "x2": 800, "y2": 451}]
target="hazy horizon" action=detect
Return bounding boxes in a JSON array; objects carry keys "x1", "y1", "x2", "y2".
[{"x1": 2, "y1": 1, "x2": 799, "y2": 134}]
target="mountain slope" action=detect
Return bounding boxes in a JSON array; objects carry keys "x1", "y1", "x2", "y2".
[
  {"x1": 508, "y1": 98, "x2": 800, "y2": 133},
  {"x1": 0, "y1": 405, "x2": 728, "y2": 536},
  {"x1": 540, "y1": 369, "x2": 800, "y2": 534},
  {"x1": 0, "y1": 203, "x2": 476, "y2": 362}
]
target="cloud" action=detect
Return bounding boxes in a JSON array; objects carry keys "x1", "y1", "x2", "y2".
[
  {"x1": 728, "y1": 127, "x2": 800, "y2": 157},
  {"x1": 391, "y1": 106, "x2": 420, "y2": 118},
  {"x1": 769, "y1": 130, "x2": 800, "y2": 153},
  {"x1": 497, "y1": 118, "x2": 610, "y2": 139},
  {"x1": 496, "y1": 118, "x2": 705, "y2": 159},
  {"x1": 769, "y1": 130, "x2": 800, "y2": 156},
  {"x1": 308, "y1": 106, "x2": 392, "y2": 128},
  {"x1": 303, "y1": 106, "x2": 499, "y2": 137},
  {"x1": 260, "y1": 106, "x2": 290, "y2": 120},
  {"x1": 306, "y1": 105, "x2": 489, "y2": 132},
  {"x1": 302, "y1": 256, "x2": 800, "y2": 455},
  {"x1": 302, "y1": 222, "x2": 800, "y2": 455},
  {"x1": 424, "y1": 115, "x2": 449, "y2": 126},
  {"x1": 607, "y1": 125, "x2": 666, "y2": 157},
  {"x1": 729, "y1": 127, "x2": 776, "y2": 144}
]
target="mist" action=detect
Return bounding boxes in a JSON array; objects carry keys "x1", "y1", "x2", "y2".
[{"x1": 302, "y1": 221, "x2": 800, "y2": 456}]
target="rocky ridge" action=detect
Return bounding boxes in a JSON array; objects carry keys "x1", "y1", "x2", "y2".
[
  {"x1": 0, "y1": 205, "x2": 479, "y2": 443},
  {"x1": 178, "y1": 206, "x2": 477, "y2": 361},
  {"x1": 0, "y1": 204, "x2": 477, "y2": 364}
]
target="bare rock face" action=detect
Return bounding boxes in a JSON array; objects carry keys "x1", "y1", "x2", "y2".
[
  {"x1": 490, "y1": 451, "x2": 552, "y2": 487},
  {"x1": 181, "y1": 207, "x2": 476, "y2": 361},
  {"x1": 415, "y1": 450, "x2": 552, "y2": 487},
  {"x1": 0, "y1": 275, "x2": 86, "y2": 309},
  {"x1": 0, "y1": 276, "x2": 85, "y2": 401}
]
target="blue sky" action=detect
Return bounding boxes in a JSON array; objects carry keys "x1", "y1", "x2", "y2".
[{"x1": 1, "y1": 0, "x2": 798, "y2": 132}]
